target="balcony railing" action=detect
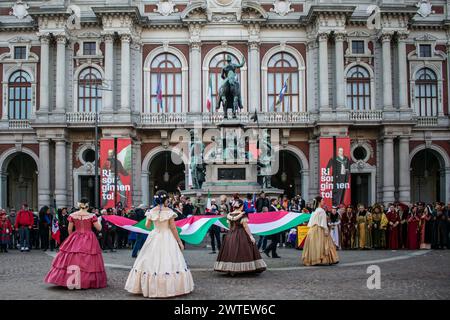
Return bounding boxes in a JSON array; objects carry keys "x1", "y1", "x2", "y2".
[
  {"x1": 260, "y1": 112, "x2": 310, "y2": 123},
  {"x1": 19, "y1": 111, "x2": 443, "y2": 127},
  {"x1": 349, "y1": 110, "x2": 383, "y2": 121},
  {"x1": 66, "y1": 112, "x2": 99, "y2": 123},
  {"x1": 8, "y1": 119, "x2": 31, "y2": 129},
  {"x1": 202, "y1": 112, "x2": 251, "y2": 124},
  {"x1": 140, "y1": 113, "x2": 187, "y2": 125},
  {"x1": 416, "y1": 116, "x2": 438, "y2": 127}
]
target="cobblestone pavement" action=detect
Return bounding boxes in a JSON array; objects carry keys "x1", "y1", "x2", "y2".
[{"x1": 1, "y1": 246, "x2": 449, "y2": 300}]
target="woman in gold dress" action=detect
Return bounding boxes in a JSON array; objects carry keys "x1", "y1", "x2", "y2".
[{"x1": 302, "y1": 196, "x2": 339, "y2": 266}]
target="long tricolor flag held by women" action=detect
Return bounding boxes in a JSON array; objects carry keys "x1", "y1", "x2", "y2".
[{"x1": 103, "y1": 211, "x2": 310, "y2": 245}]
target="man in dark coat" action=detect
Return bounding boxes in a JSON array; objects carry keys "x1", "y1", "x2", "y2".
[
  {"x1": 256, "y1": 191, "x2": 270, "y2": 213},
  {"x1": 263, "y1": 198, "x2": 281, "y2": 258},
  {"x1": 58, "y1": 208, "x2": 70, "y2": 245},
  {"x1": 131, "y1": 205, "x2": 148, "y2": 258},
  {"x1": 433, "y1": 202, "x2": 448, "y2": 249}
]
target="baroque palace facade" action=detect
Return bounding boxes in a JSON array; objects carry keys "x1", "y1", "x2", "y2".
[{"x1": 0, "y1": 0, "x2": 449, "y2": 210}]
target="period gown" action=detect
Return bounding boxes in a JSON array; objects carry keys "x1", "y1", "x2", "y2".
[
  {"x1": 44, "y1": 214, "x2": 107, "y2": 289},
  {"x1": 125, "y1": 206, "x2": 194, "y2": 298},
  {"x1": 419, "y1": 210, "x2": 432, "y2": 249},
  {"x1": 386, "y1": 210, "x2": 400, "y2": 250},
  {"x1": 328, "y1": 211, "x2": 341, "y2": 249},
  {"x1": 302, "y1": 207, "x2": 339, "y2": 266},
  {"x1": 371, "y1": 209, "x2": 388, "y2": 249},
  {"x1": 356, "y1": 211, "x2": 373, "y2": 249},
  {"x1": 341, "y1": 211, "x2": 353, "y2": 249},
  {"x1": 406, "y1": 214, "x2": 420, "y2": 250},
  {"x1": 214, "y1": 210, "x2": 267, "y2": 274}
]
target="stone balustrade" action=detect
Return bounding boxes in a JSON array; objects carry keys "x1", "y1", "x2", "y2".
[
  {"x1": 349, "y1": 110, "x2": 383, "y2": 121},
  {"x1": 8, "y1": 119, "x2": 31, "y2": 129},
  {"x1": 66, "y1": 112, "x2": 99, "y2": 123},
  {"x1": 416, "y1": 116, "x2": 438, "y2": 127},
  {"x1": 4, "y1": 111, "x2": 446, "y2": 129}
]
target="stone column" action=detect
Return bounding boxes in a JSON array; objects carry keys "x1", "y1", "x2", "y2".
[
  {"x1": 398, "y1": 137, "x2": 411, "y2": 203},
  {"x1": 38, "y1": 139, "x2": 51, "y2": 207},
  {"x1": 381, "y1": 33, "x2": 393, "y2": 110},
  {"x1": 189, "y1": 41, "x2": 202, "y2": 113},
  {"x1": 318, "y1": 33, "x2": 330, "y2": 110},
  {"x1": 308, "y1": 139, "x2": 318, "y2": 200},
  {"x1": 141, "y1": 171, "x2": 149, "y2": 206},
  {"x1": 133, "y1": 141, "x2": 142, "y2": 206},
  {"x1": 306, "y1": 41, "x2": 317, "y2": 113},
  {"x1": 55, "y1": 35, "x2": 67, "y2": 112},
  {"x1": 248, "y1": 41, "x2": 260, "y2": 112},
  {"x1": 39, "y1": 35, "x2": 50, "y2": 113},
  {"x1": 301, "y1": 169, "x2": 310, "y2": 203},
  {"x1": 382, "y1": 136, "x2": 395, "y2": 204},
  {"x1": 54, "y1": 140, "x2": 67, "y2": 208},
  {"x1": 0, "y1": 172, "x2": 7, "y2": 209},
  {"x1": 447, "y1": 43, "x2": 450, "y2": 116},
  {"x1": 398, "y1": 33, "x2": 409, "y2": 110},
  {"x1": 103, "y1": 33, "x2": 114, "y2": 111},
  {"x1": 120, "y1": 34, "x2": 131, "y2": 112},
  {"x1": 335, "y1": 33, "x2": 346, "y2": 110}
]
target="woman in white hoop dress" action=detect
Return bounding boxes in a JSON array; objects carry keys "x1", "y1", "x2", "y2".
[{"x1": 124, "y1": 191, "x2": 194, "y2": 298}]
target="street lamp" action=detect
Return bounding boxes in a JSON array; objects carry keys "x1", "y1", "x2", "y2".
[{"x1": 80, "y1": 81, "x2": 112, "y2": 209}]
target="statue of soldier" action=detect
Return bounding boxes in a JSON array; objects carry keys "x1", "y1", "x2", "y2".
[{"x1": 217, "y1": 54, "x2": 245, "y2": 117}]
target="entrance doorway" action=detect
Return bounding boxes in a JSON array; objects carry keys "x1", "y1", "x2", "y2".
[
  {"x1": 149, "y1": 151, "x2": 185, "y2": 198},
  {"x1": 271, "y1": 150, "x2": 302, "y2": 198},
  {"x1": 79, "y1": 175, "x2": 99, "y2": 207},
  {"x1": 6, "y1": 153, "x2": 38, "y2": 211},
  {"x1": 351, "y1": 173, "x2": 370, "y2": 206},
  {"x1": 411, "y1": 148, "x2": 443, "y2": 203}
]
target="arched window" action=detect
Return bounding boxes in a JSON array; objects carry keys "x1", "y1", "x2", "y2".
[
  {"x1": 78, "y1": 67, "x2": 102, "y2": 112},
  {"x1": 8, "y1": 70, "x2": 32, "y2": 119},
  {"x1": 414, "y1": 68, "x2": 438, "y2": 117},
  {"x1": 150, "y1": 53, "x2": 182, "y2": 113},
  {"x1": 267, "y1": 52, "x2": 299, "y2": 112},
  {"x1": 346, "y1": 66, "x2": 371, "y2": 111},
  {"x1": 208, "y1": 52, "x2": 241, "y2": 112}
]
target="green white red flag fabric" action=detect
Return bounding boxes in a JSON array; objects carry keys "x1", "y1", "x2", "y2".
[
  {"x1": 205, "y1": 191, "x2": 212, "y2": 213},
  {"x1": 206, "y1": 74, "x2": 213, "y2": 112},
  {"x1": 103, "y1": 211, "x2": 310, "y2": 245}
]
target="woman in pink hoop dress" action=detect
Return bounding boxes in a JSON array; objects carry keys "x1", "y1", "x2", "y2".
[{"x1": 44, "y1": 198, "x2": 107, "y2": 289}]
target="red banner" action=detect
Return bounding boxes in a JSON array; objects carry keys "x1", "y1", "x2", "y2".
[
  {"x1": 100, "y1": 138, "x2": 132, "y2": 209},
  {"x1": 319, "y1": 137, "x2": 351, "y2": 209}
]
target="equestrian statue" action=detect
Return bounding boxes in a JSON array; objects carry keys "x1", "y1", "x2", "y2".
[{"x1": 216, "y1": 54, "x2": 245, "y2": 119}]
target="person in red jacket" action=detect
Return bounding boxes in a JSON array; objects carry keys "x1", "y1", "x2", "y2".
[{"x1": 15, "y1": 203, "x2": 34, "y2": 252}]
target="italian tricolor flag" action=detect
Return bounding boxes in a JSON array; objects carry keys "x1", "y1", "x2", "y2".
[
  {"x1": 206, "y1": 74, "x2": 213, "y2": 112},
  {"x1": 205, "y1": 191, "x2": 212, "y2": 213},
  {"x1": 103, "y1": 211, "x2": 310, "y2": 245}
]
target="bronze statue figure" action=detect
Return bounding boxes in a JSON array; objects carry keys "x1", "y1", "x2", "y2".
[{"x1": 216, "y1": 54, "x2": 245, "y2": 119}]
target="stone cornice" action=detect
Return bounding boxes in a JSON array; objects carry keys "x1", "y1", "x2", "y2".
[
  {"x1": 0, "y1": 21, "x2": 37, "y2": 32},
  {"x1": 28, "y1": 7, "x2": 70, "y2": 17},
  {"x1": 302, "y1": 5, "x2": 356, "y2": 25},
  {"x1": 378, "y1": 5, "x2": 418, "y2": 17},
  {"x1": 91, "y1": 6, "x2": 144, "y2": 25}
]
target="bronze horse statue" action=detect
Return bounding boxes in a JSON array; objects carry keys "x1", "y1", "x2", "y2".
[{"x1": 216, "y1": 55, "x2": 245, "y2": 119}]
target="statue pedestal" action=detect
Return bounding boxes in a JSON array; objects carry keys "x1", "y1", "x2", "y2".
[
  {"x1": 182, "y1": 163, "x2": 284, "y2": 200},
  {"x1": 217, "y1": 118, "x2": 244, "y2": 127}
]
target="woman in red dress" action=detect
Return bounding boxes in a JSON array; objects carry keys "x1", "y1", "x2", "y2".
[
  {"x1": 406, "y1": 205, "x2": 420, "y2": 250},
  {"x1": 44, "y1": 198, "x2": 107, "y2": 289},
  {"x1": 386, "y1": 204, "x2": 400, "y2": 250},
  {"x1": 0, "y1": 210, "x2": 12, "y2": 252}
]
